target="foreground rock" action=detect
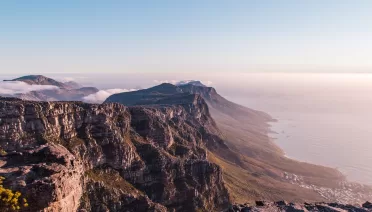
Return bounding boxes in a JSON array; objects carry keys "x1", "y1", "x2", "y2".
[
  {"x1": 229, "y1": 201, "x2": 372, "y2": 211},
  {"x1": 0, "y1": 96, "x2": 229, "y2": 211}
]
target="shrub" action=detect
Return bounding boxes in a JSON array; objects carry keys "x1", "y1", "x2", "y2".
[
  {"x1": 0, "y1": 177, "x2": 28, "y2": 211},
  {"x1": 0, "y1": 149, "x2": 6, "y2": 156}
]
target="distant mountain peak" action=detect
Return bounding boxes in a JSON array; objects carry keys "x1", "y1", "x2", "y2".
[
  {"x1": 14, "y1": 75, "x2": 45, "y2": 80},
  {"x1": 4, "y1": 75, "x2": 67, "y2": 88},
  {"x1": 3, "y1": 75, "x2": 100, "y2": 102}
]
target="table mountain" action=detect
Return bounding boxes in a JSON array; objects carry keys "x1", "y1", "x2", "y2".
[{"x1": 0, "y1": 96, "x2": 229, "y2": 211}]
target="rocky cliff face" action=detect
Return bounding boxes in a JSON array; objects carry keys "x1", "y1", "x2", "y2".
[
  {"x1": 229, "y1": 201, "x2": 372, "y2": 212},
  {"x1": 0, "y1": 96, "x2": 229, "y2": 211}
]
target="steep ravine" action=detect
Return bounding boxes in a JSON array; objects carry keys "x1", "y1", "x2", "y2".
[{"x1": 0, "y1": 96, "x2": 229, "y2": 212}]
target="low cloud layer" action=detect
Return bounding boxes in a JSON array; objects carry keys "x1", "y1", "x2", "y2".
[
  {"x1": 0, "y1": 81, "x2": 59, "y2": 95},
  {"x1": 83, "y1": 88, "x2": 136, "y2": 103},
  {"x1": 153, "y1": 80, "x2": 213, "y2": 86}
]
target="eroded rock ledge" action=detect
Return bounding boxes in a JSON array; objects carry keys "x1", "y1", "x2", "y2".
[
  {"x1": 229, "y1": 201, "x2": 372, "y2": 212},
  {"x1": 0, "y1": 96, "x2": 229, "y2": 212}
]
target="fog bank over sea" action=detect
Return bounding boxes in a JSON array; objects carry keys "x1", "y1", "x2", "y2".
[{"x1": 225, "y1": 73, "x2": 372, "y2": 185}]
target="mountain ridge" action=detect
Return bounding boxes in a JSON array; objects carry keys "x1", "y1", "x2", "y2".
[
  {"x1": 3, "y1": 75, "x2": 100, "y2": 102},
  {"x1": 4, "y1": 75, "x2": 70, "y2": 89},
  {"x1": 0, "y1": 96, "x2": 230, "y2": 211},
  {"x1": 1, "y1": 76, "x2": 371, "y2": 211},
  {"x1": 105, "y1": 82, "x2": 372, "y2": 204}
]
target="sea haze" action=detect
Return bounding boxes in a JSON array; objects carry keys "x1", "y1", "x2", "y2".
[{"x1": 226, "y1": 73, "x2": 372, "y2": 185}]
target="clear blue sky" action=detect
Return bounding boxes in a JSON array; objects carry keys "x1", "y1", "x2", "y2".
[{"x1": 1, "y1": 0, "x2": 372, "y2": 75}]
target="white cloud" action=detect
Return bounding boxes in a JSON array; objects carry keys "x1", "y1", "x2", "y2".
[
  {"x1": 202, "y1": 80, "x2": 213, "y2": 86},
  {"x1": 153, "y1": 79, "x2": 213, "y2": 86},
  {"x1": 58, "y1": 77, "x2": 76, "y2": 83},
  {"x1": 0, "y1": 81, "x2": 59, "y2": 95},
  {"x1": 153, "y1": 79, "x2": 179, "y2": 84},
  {"x1": 82, "y1": 88, "x2": 137, "y2": 103},
  {"x1": 52, "y1": 76, "x2": 89, "y2": 83}
]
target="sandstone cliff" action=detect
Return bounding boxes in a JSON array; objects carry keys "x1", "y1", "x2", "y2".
[
  {"x1": 229, "y1": 201, "x2": 372, "y2": 212},
  {"x1": 0, "y1": 96, "x2": 229, "y2": 211}
]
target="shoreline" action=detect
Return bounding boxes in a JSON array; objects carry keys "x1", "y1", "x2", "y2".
[
  {"x1": 266, "y1": 115, "x2": 372, "y2": 197},
  {"x1": 247, "y1": 112, "x2": 372, "y2": 203}
]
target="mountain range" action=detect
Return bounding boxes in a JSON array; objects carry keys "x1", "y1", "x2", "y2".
[
  {"x1": 0, "y1": 75, "x2": 371, "y2": 212},
  {"x1": 105, "y1": 81, "x2": 372, "y2": 203},
  {"x1": 3, "y1": 75, "x2": 99, "y2": 101}
]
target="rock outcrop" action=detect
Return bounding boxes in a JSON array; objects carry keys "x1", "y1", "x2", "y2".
[
  {"x1": 0, "y1": 96, "x2": 229, "y2": 211},
  {"x1": 229, "y1": 201, "x2": 372, "y2": 211}
]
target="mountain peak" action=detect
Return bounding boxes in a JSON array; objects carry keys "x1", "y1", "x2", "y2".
[
  {"x1": 4, "y1": 75, "x2": 67, "y2": 88},
  {"x1": 14, "y1": 75, "x2": 45, "y2": 80},
  {"x1": 146, "y1": 83, "x2": 182, "y2": 94}
]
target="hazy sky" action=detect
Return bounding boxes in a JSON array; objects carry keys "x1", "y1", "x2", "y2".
[{"x1": 1, "y1": 0, "x2": 372, "y2": 75}]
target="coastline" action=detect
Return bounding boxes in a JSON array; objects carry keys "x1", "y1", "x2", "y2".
[
  {"x1": 267, "y1": 115, "x2": 372, "y2": 185},
  {"x1": 267, "y1": 116, "x2": 346, "y2": 174},
  {"x1": 265, "y1": 116, "x2": 372, "y2": 203}
]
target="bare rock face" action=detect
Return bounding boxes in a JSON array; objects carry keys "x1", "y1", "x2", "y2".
[
  {"x1": 0, "y1": 143, "x2": 84, "y2": 212},
  {"x1": 229, "y1": 201, "x2": 372, "y2": 212},
  {"x1": 0, "y1": 96, "x2": 230, "y2": 211},
  {"x1": 364, "y1": 202, "x2": 372, "y2": 209},
  {"x1": 80, "y1": 168, "x2": 167, "y2": 212},
  {"x1": 125, "y1": 94, "x2": 230, "y2": 211}
]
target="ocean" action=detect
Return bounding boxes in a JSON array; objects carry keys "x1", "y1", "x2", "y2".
[{"x1": 225, "y1": 73, "x2": 372, "y2": 185}]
